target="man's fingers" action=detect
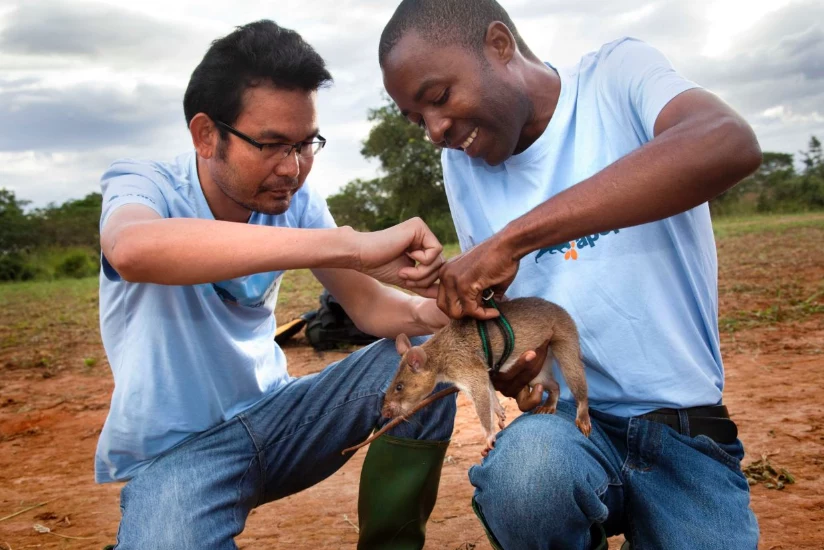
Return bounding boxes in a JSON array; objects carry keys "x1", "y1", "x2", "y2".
[
  {"x1": 408, "y1": 218, "x2": 443, "y2": 263},
  {"x1": 516, "y1": 384, "x2": 544, "y2": 412},
  {"x1": 494, "y1": 352, "x2": 533, "y2": 384},
  {"x1": 437, "y1": 276, "x2": 466, "y2": 319},
  {"x1": 412, "y1": 244, "x2": 444, "y2": 267},
  {"x1": 399, "y1": 261, "x2": 441, "y2": 283},
  {"x1": 406, "y1": 249, "x2": 444, "y2": 268},
  {"x1": 404, "y1": 269, "x2": 440, "y2": 290},
  {"x1": 462, "y1": 300, "x2": 500, "y2": 321}
]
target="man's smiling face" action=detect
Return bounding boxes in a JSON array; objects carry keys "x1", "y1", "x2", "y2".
[{"x1": 381, "y1": 30, "x2": 530, "y2": 166}]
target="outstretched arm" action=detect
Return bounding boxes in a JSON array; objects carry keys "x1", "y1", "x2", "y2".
[
  {"x1": 101, "y1": 205, "x2": 444, "y2": 292},
  {"x1": 434, "y1": 88, "x2": 762, "y2": 320}
]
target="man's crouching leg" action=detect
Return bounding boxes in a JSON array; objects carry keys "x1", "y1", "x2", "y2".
[
  {"x1": 358, "y1": 337, "x2": 456, "y2": 550},
  {"x1": 469, "y1": 403, "x2": 621, "y2": 550}
]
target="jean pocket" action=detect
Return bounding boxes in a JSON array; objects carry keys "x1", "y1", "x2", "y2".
[{"x1": 690, "y1": 434, "x2": 745, "y2": 473}]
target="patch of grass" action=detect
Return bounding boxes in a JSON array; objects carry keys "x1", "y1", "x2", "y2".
[
  {"x1": 712, "y1": 212, "x2": 824, "y2": 238},
  {"x1": 0, "y1": 277, "x2": 100, "y2": 366}
]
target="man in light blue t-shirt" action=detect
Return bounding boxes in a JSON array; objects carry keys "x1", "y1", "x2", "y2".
[
  {"x1": 96, "y1": 20, "x2": 479, "y2": 550},
  {"x1": 380, "y1": 1, "x2": 762, "y2": 548}
]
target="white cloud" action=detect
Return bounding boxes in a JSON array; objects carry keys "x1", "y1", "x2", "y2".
[{"x1": 0, "y1": 0, "x2": 822, "y2": 208}]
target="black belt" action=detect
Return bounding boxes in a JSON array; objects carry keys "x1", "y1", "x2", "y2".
[{"x1": 638, "y1": 405, "x2": 738, "y2": 444}]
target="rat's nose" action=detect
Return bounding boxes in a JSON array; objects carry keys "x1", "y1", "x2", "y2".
[{"x1": 381, "y1": 404, "x2": 397, "y2": 418}]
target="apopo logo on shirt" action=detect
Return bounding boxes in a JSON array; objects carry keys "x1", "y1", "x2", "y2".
[{"x1": 535, "y1": 229, "x2": 620, "y2": 262}]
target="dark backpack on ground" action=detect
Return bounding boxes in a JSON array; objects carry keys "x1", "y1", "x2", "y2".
[{"x1": 304, "y1": 290, "x2": 380, "y2": 350}]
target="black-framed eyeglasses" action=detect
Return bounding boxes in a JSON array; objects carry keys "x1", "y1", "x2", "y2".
[{"x1": 214, "y1": 120, "x2": 326, "y2": 160}]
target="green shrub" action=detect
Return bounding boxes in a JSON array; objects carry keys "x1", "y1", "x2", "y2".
[
  {"x1": 0, "y1": 252, "x2": 37, "y2": 281},
  {"x1": 55, "y1": 251, "x2": 99, "y2": 279}
]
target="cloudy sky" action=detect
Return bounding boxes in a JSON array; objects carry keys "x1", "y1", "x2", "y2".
[{"x1": 1, "y1": 0, "x2": 822, "y2": 208}]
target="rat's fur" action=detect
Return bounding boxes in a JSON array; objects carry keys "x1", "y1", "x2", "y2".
[{"x1": 384, "y1": 297, "x2": 590, "y2": 452}]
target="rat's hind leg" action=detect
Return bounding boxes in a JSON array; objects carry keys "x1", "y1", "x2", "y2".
[
  {"x1": 459, "y1": 368, "x2": 503, "y2": 455},
  {"x1": 531, "y1": 355, "x2": 560, "y2": 415},
  {"x1": 551, "y1": 337, "x2": 591, "y2": 437},
  {"x1": 533, "y1": 375, "x2": 560, "y2": 415},
  {"x1": 488, "y1": 384, "x2": 506, "y2": 429}
]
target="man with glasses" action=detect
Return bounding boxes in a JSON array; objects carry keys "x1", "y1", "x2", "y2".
[{"x1": 96, "y1": 20, "x2": 458, "y2": 549}]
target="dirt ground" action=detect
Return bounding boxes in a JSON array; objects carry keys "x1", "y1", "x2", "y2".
[{"x1": 1, "y1": 218, "x2": 823, "y2": 549}]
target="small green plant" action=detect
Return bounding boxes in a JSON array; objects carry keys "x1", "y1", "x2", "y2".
[
  {"x1": 83, "y1": 357, "x2": 97, "y2": 368},
  {"x1": 744, "y1": 455, "x2": 796, "y2": 489}
]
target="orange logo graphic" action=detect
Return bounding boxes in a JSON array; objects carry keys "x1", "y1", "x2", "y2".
[{"x1": 564, "y1": 241, "x2": 578, "y2": 260}]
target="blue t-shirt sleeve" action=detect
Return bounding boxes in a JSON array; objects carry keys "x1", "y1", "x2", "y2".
[
  {"x1": 598, "y1": 38, "x2": 700, "y2": 140},
  {"x1": 298, "y1": 184, "x2": 337, "y2": 229},
  {"x1": 100, "y1": 159, "x2": 169, "y2": 231}
]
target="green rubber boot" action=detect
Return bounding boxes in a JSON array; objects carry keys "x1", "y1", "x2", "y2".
[{"x1": 357, "y1": 435, "x2": 449, "y2": 550}]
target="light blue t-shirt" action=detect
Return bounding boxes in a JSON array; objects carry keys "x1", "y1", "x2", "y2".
[
  {"x1": 443, "y1": 38, "x2": 720, "y2": 417},
  {"x1": 95, "y1": 151, "x2": 335, "y2": 482}
]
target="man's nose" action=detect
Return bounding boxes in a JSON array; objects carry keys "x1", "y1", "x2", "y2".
[
  {"x1": 424, "y1": 115, "x2": 451, "y2": 146},
  {"x1": 275, "y1": 149, "x2": 300, "y2": 178}
]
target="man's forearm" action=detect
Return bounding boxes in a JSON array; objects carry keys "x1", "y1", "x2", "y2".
[
  {"x1": 312, "y1": 267, "x2": 448, "y2": 338},
  {"x1": 107, "y1": 216, "x2": 359, "y2": 285},
  {"x1": 362, "y1": 291, "x2": 444, "y2": 338},
  {"x1": 499, "y1": 113, "x2": 761, "y2": 261}
]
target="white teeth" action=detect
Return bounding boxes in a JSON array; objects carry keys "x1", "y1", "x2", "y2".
[{"x1": 461, "y1": 127, "x2": 479, "y2": 150}]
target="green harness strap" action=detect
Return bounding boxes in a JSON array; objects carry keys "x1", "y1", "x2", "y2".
[{"x1": 476, "y1": 290, "x2": 515, "y2": 373}]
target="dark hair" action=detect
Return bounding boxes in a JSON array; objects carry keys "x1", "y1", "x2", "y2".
[
  {"x1": 184, "y1": 20, "x2": 332, "y2": 129},
  {"x1": 379, "y1": 0, "x2": 532, "y2": 67}
]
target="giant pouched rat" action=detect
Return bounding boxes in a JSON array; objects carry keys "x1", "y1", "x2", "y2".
[{"x1": 381, "y1": 296, "x2": 590, "y2": 454}]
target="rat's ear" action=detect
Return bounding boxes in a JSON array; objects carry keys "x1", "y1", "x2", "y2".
[
  {"x1": 395, "y1": 333, "x2": 412, "y2": 356},
  {"x1": 406, "y1": 346, "x2": 428, "y2": 373}
]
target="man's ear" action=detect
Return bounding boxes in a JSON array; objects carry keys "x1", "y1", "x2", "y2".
[
  {"x1": 406, "y1": 346, "x2": 428, "y2": 373},
  {"x1": 189, "y1": 113, "x2": 219, "y2": 159},
  {"x1": 484, "y1": 21, "x2": 516, "y2": 65},
  {"x1": 395, "y1": 333, "x2": 412, "y2": 356}
]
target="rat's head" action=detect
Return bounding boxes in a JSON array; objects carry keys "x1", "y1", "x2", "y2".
[{"x1": 382, "y1": 334, "x2": 438, "y2": 418}]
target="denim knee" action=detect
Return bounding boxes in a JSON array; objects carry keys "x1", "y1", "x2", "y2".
[
  {"x1": 116, "y1": 478, "x2": 242, "y2": 550},
  {"x1": 469, "y1": 413, "x2": 611, "y2": 546}
]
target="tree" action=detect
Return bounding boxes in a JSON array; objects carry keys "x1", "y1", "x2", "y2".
[
  {"x1": 31, "y1": 192, "x2": 103, "y2": 250},
  {"x1": 328, "y1": 99, "x2": 457, "y2": 242},
  {"x1": 711, "y1": 137, "x2": 824, "y2": 214},
  {"x1": 800, "y1": 136, "x2": 823, "y2": 176},
  {"x1": 0, "y1": 188, "x2": 37, "y2": 253},
  {"x1": 796, "y1": 136, "x2": 824, "y2": 208},
  {"x1": 326, "y1": 178, "x2": 392, "y2": 232}
]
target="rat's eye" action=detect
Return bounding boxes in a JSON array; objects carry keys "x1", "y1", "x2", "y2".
[{"x1": 395, "y1": 383, "x2": 404, "y2": 392}]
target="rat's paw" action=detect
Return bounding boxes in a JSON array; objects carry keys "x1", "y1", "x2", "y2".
[
  {"x1": 494, "y1": 402, "x2": 506, "y2": 429},
  {"x1": 482, "y1": 433, "x2": 498, "y2": 456},
  {"x1": 576, "y1": 411, "x2": 592, "y2": 438},
  {"x1": 534, "y1": 404, "x2": 557, "y2": 415}
]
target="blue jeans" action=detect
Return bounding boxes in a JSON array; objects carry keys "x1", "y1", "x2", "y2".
[
  {"x1": 470, "y1": 400, "x2": 759, "y2": 550},
  {"x1": 113, "y1": 338, "x2": 456, "y2": 549}
]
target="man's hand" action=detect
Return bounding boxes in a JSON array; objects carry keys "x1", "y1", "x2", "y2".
[
  {"x1": 357, "y1": 217, "x2": 444, "y2": 297},
  {"x1": 436, "y1": 235, "x2": 519, "y2": 320},
  {"x1": 492, "y1": 339, "x2": 551, "y2": 412}
]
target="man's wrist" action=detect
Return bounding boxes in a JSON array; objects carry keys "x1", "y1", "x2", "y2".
[
  {"x1": 495, "y1": 223, "x2": 530, "y2": 263},
  {"x1": 411, "y1": 296, "x2": 447, "y2": 335},
  {"x1": 335, "y1": 225, "x2": 363, "y2": 270},
  {"x1": 498, "y1": 206, "x2": 564, "y2": 262}
]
